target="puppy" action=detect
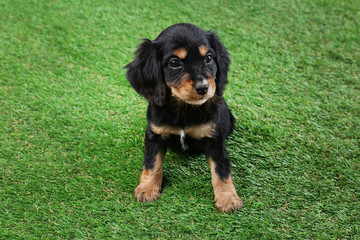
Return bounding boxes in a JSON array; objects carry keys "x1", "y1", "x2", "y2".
[{"x1": 125, "y1": 23, "x2": 243, "y2": 212}]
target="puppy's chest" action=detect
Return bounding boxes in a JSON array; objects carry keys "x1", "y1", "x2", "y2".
[
  {"x1": 150, "y1": 122, "x2": 215, "y2": 151},
  {"x1": 150, "y1": 122, "x2": 215, "y2": 139}
]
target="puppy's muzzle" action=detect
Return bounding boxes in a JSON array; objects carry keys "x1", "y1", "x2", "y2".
[{"x1": 195, "y1": 80, "x2": 209, "y2": 95}]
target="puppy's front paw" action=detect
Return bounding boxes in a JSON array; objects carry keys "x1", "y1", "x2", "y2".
[
  {"x1": 134, "y1": 184, "x2": 161, "y2": 203},
  {"x1": 215, "y1": 192, "x2": 243, "y2": 212}
]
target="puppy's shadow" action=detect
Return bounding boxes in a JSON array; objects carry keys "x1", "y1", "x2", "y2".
[{"x1": 161, "y1": 150, "x2": 210, "y2": 190}]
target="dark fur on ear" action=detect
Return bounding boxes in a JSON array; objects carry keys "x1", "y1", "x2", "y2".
[
  {"x1": 125, "y1": 39, "x2": 166, "y2": 106},
  {"x1": 207, "y1": 32, "x2": 230, "y2": 96}
]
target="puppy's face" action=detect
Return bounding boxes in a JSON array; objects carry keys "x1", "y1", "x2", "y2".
[
  {"x1": 162, "y1": 44, "x2": 217, "y2": 105},
  {"x1": 126, "y1": 23, "x2": 230, "y2": 106}
]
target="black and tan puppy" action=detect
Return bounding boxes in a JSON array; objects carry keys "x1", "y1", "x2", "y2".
[{"x1": 125, "y1": 23, "x2": 243, "y2": 212}]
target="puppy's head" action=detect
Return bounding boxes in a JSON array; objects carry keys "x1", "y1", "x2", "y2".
[{"x1": 125, "y1": 23, "x2": 230, "y2": 106}]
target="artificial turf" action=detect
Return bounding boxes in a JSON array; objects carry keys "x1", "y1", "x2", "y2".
[{"x1": 1, "y1": 0, "x2": 359, "y2": 238}]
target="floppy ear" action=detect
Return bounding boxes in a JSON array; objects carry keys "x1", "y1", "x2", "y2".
[
  {"x1": 125, "y1": 39, "x2": 166, "y2": 106},
  {"x1": 207, "y1": 32, "x2": 230, "y2": 96}
]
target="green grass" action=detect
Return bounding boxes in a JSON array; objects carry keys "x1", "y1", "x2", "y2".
[{"x1": 1, "y1": 0, "x2": 359, "y2": 238}]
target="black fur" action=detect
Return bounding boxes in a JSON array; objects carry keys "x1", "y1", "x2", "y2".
[
  {"x1": 126, "y1": 39, "x2": 167, "y2": 106},
  {"x1": 126, "y1": 23, "x2": 237, "y2": 200}
]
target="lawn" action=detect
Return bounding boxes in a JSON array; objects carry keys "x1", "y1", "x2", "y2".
[{"x1": 1, "y1": 0, "x2": 359, "y2": 238}]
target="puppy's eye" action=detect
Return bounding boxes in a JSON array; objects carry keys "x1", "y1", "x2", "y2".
[
  {"x1": 205, "y1": 54, "x2": 213, "y2": 64},
  {"x1": 169, "y1": 59, "x2": 181, "y2": 68}
]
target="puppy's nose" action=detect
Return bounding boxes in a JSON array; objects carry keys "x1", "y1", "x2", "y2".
[{"x1": 195, "y1": 84, "x2": 209, "y2": 95}]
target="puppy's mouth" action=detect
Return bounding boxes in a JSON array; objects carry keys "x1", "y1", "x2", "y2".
[{"x1": 167, "y1": 74, "x2": 216, "y2": 105}]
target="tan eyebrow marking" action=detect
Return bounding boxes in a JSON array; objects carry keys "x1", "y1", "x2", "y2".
[
  {"x1": 173, "y1": 48, "x2": 187, "y2": 59},
  {"x1": 199, "y1": 45, "x2": 209, "y2": 56}
]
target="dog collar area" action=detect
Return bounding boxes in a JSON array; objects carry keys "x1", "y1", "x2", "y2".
[
  {"x1": 149, "y1": 122, "x2": 216, "y2": 150},
  {"x1": 179, "y1": 129, "x2": 188, "y2": 151}
]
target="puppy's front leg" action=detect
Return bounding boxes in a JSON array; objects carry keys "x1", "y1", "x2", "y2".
[
  {"x1": 134, "y1": 128, "x2": 167, "y2": 203},
  {"x1": 206, "y1": 139, "x2": 243, "y2": 212}
]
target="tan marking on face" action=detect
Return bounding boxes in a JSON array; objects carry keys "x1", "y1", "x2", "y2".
[
  {"x1": 207, "y1": 77, "x2": 216, "y2": 98},
  {"x1": 207, "y1": 157, "x2": 243, "y2": 212},
  {"x1": 199, "y1": 45, "x2": 209, "y2": 56},
  {"x1": 167, "y1": 74, "x2": 201, "y2": 104},
  {"x1": 167, "y1": 74, "x2": 216, "y2": 105},
  {"x1": 173, "y1": 48, "x2": 187, "y2": 59},
  {"x1": 134, "y1": 151, "x2": 166, "y2": 202}
]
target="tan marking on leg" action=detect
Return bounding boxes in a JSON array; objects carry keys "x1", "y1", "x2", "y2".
[
  {"x1": 207, "y1": 157, "x2": 243, "y2": 212},
  {"x1": 185, "y1": 122, "x2": 216, "y2": 139},
  {"x1": 173, "y1": 48, "x2": 187, "y2": 59},
  {"x1": 199, "y1": 45, "x2": 209, "y2": 56},
  {"x1": 134, "y1": 151, "x2": 166, "y2": 202}
]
